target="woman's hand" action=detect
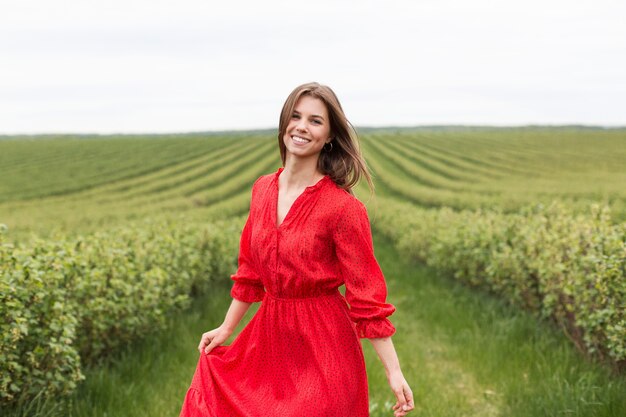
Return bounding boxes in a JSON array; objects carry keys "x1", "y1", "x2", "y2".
[
  {"x1": 388, "y1": 370, "x2": 415, "y2": 416},
  {"x1": 197, "y1": 325, "x2": 233, "y2": 355}
]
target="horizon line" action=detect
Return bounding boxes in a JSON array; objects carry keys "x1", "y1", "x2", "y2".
[{"x1": 1, "y1": 123, "x2": 626, "y2": 137}]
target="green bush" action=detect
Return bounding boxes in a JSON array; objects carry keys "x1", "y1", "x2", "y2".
[
  {"x1": 0, "y1": 217, "x2": 242, "y2": 406},
  {"x1": 374, "y1": 199, "x2": 626, "y2": 367}
]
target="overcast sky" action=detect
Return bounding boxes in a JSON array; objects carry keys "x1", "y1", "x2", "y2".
[{"x1": 1, "y1": 0, "x2": 625, "y2": 134}]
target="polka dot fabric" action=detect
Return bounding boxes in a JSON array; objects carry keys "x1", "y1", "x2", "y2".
[{"x1": 179, "y1": 166, "x2": 396, "y2": 417}]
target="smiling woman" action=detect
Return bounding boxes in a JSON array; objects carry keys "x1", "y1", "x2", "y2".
[
  {"x1": 276, "y1": 82, "x2": 375, "y2": 194},
  {"x1": 178, "y1": 82, "x2": 415, "y2": 417},
  {"x1": 282, "y1": 95, "x2": 330, "y2": 165}
]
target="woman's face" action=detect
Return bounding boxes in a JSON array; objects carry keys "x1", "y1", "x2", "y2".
[{"x1": 283, "y1": 95, "x2": 331, "y2": 161}]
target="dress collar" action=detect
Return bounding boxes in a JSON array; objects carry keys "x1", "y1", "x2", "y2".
[{"x1": 274, "y1": 167, "x2": 331, "y2": 192}]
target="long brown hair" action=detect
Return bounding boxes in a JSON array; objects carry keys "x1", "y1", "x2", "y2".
[{"x1": 277, "y1": 82, "x2": 374, "y2": 197}]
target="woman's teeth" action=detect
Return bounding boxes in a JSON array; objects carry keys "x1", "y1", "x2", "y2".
[{"x1": 292, "y1": 136, "x2": 310, "y2": 144}]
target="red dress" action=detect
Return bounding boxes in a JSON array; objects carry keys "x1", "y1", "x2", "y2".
[{"x1": 179, "y1": 166, "x2": 396, "y2": 417}]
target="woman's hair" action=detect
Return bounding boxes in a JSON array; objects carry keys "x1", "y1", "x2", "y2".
[{"x1": 277, "y1": 82, "x2": 375, "y2": 197}]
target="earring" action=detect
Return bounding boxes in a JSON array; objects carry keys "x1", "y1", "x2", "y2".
[{"x1": 323, "y1": 141, "x2": 333, "y2": 152}]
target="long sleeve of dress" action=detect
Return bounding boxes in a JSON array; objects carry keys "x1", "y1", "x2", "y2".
[
  {"x1": 229, "y1": 181, "x2": 265, "y2": 303},
  {"x1": 333, "y1": 198, "x2": 396, "y2": 339}
]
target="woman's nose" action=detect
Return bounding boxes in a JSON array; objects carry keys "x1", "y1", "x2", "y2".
[{"x1": 296, "y1": 120, "x2": 307, "y2": 132}]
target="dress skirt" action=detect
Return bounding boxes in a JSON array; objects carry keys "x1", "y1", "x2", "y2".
[{"x1": 179, "y1": 290, "x2": 370, "y2": 417}]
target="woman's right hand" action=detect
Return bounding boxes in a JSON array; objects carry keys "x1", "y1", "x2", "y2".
[{"x1": 197, "y1": 325, "x2": 233, "y2": 355}]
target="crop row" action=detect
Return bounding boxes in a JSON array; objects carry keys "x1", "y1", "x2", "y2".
[
  {"x1": 0, "y1": 216, "x2": 244, "y2": 406},
  {"x1": 0, "y1": 140, "x2": 281, "y2": 241},
  {"x1": 0, "y1": 135, "x2": 267, "y2": 203},
  {"x1": 361, "y1": 134, "x2": 626, "y2": 221},
  {"x1": 369, "y1": 195, "x2": 626, "y2": 367}
]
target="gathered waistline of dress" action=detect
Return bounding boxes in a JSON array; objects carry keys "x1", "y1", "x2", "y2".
[{"x1": 264, "y1": 289, "x2": 341, "y2": 302}]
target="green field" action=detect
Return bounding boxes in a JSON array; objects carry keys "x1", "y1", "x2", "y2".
[
  {"x1": 1, "y1": 128, "x2": 625, "y2": 416},
  {"x1": 2, "y1": 129, "x2": 625, "y2": 241},
  {"x1": 361, "y1": 129, "x2": 626, "y2": 219}
]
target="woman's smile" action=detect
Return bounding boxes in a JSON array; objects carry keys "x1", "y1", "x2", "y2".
[
  {"x1": 283, "y1": 95, "x2": 331, "y2": 158},
  {"x1": 291, "y1": 135, "x2": 311, "y2": 145}
]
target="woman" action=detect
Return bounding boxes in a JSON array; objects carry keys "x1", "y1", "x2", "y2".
[{"x1": 179, "y1": 82, "x2": 414, "y2": 417}]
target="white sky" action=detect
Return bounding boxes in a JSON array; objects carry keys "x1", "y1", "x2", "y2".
[{"x1": 1, "y1": 0, "x2": 625, "y2": 134}]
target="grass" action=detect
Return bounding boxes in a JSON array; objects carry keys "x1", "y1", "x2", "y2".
[
  {"x1": 4, "y1": 278, "x2": 246, "y2": 417},
  {"x1": 366, "y1": 230, "x2": 626, "y2": 417},
  {"x1": 65, "y1": 286, "x2": 241, "y2": 417},
  {"x1": 4, "y1": 231, "x2": 626, "y2": 417}
]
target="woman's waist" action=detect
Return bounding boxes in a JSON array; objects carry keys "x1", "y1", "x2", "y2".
[{"x1": 263, "y1": 288, "x2": 342, "y2": 302}]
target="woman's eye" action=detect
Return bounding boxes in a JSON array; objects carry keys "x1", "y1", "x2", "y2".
[
  {"x1": 312, "y1": 120, "x2": 321, "y2": 125},
  {"x1": 291, "y1": 114, "x2": 300, "y2": 119}
]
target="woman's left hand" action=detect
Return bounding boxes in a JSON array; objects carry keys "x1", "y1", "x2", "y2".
[{"x1": 387, "y1": 370, "x2": 415, "y2": 416}]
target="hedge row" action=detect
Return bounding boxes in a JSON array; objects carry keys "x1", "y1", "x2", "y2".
[
  {"x1": 373, "y1": 199, "x2": 626, "y2": 367},
  {"x1": 0, "y1": 217, "x2": 242, "y2": 406}
]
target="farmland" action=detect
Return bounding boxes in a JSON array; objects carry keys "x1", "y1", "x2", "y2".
[
  {"x1": 1, "y1": 127, "x2": 625, "y2": 416},
  {"x1": 1, "y1": 129, "x2": 625, "y2": 241}
]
